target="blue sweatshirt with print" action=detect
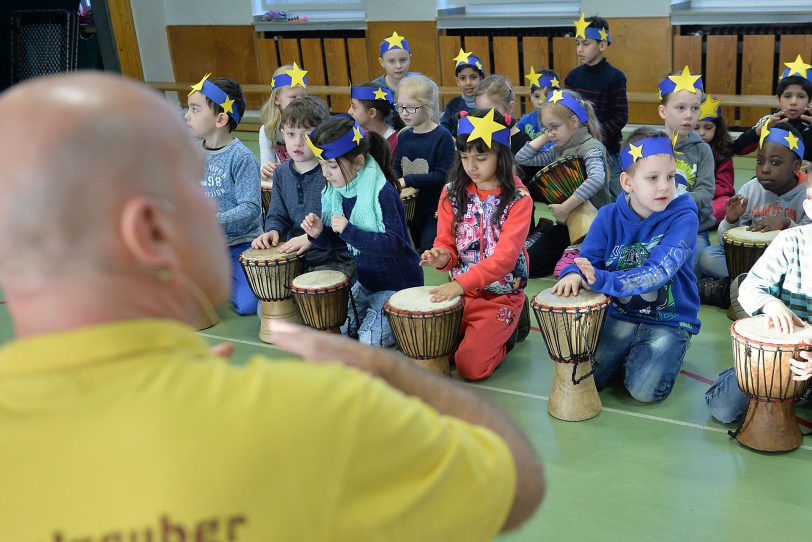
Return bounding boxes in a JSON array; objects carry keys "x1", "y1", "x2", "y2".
[{"x1": 561, "y1": 192, "x2": 701, "y2": 334}]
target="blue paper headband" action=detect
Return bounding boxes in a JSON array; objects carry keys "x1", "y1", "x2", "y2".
[
  {"x1": 380, "y1": 32, "x2": 410, "y2": 57},
  {"x1": 453, "y1": 49, "x2": 485, "y2": 74},
  {"x1": 780, "y1": 55, "x2": 812, "y2": 83},
  {"x1": 189, "y1": 73, "x2": 241, "y2": 124},
  {"x1": 620, "y1": 137, "x2": 675, "y2": 171},
  {"x1": 525, "y1": 67, "x2": 560, "y2": 91},
  {"x1": 306, "y1": 116, "x2": 366, "y2": 160},
  {"x1": 272, "y1": 62, "x2": 308, "y2": 89},
  {"x1": 658, "y1": 66, "x2": 703, "y2": 100},
  {"x1": 759, "y1": 124, "x2": 805, "y2": 160},
  {"x1": 350, "y1": 85, "x2": 394, "y2": 104},
  {"x1": 573, "y1": 13, "x2": 611, "y2": 44},
  {"x1": 457, "y1": 109, "x2": 511, "y2": 149},
  {"x1": 546, "y1": 90, "x2": 589, "y2": 123}
]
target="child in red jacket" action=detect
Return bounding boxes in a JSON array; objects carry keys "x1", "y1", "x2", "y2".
[
  {"x1": 696, "y1": 94, "x2": 735, "y2": 225},
  {"x1": 421, "y1": 109, "x2": 532, "y2": 380}
]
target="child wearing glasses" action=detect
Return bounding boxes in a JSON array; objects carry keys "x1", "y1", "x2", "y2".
[
  {"x1": 515, "y1": 89, "x2": 610, "y2": 277},
  {"x1": 393, "y1": 74, "x2": 456, "y2": 250}
]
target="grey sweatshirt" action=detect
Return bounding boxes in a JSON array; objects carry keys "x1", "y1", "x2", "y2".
[{"x1": 673, "y1": 131, "x2": 716, "y2": 232}]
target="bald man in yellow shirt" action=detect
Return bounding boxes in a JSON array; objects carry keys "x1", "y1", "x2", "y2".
[{"x1": 0, "y1": 73, "x2": 544, "y2": 541}]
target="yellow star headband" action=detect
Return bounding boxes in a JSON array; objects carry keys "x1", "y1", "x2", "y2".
[
  {"x1": 189, "y1": 73, "x2": 241, "y2": 124},
  {"x1": 272, "y1": 62, "x2": 308, "y2": 89},
  {"x1": 699, "y1": 94, "x2": 722, "y2": 121},
  {"x1": 573, "y1": 12, "x2": 611, "y2": 43},
  {"x1": 306, "y1": 116, "x2": 366, "y2": 160},
  {"x1": 525, "y1": 66, "x2": 560, "y2": 92},
  {"x1": 658, "y1": 66, "x2": 703, "y2": 100},
  {"x1": 380, "y1": 31, "x2": 410, "y2": 56},
  {"x1": 759, "y1": 122, "x2": 805, "y2": 160},
  {"x1": 457, "y1": 109, "x2": 511, "y2": 148}
]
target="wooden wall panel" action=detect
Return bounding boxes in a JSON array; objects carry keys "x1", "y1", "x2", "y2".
[
  {"x1": 705, "y1": 35, "x2": 737, "y2": 122},
  {"x1": 347, "y1": 38, "x2": 370, "y2": 84},
  {"x1": 107, "y1": 0, "x2": 143, "y2": 79},
  {"x1": 324, "y1": 38, "x2": 351, "y2": 112},
  {"x1": 277, "y1": 39, "x2": 301, "y2": 67},
  {"x1": 438, "y1": 35, "x2": 462, "y2": 88},
  {"x1": 673, "y1": 35, "x2": 702, "y2": 73},
  {"x1": 463, "y1": 36, "x2": 491, "y2": 74},
  {"x1": 166, "y1": 25, "x2": 261, "y2": 108},
  {"x1": 493, "y1": 36, "x2": 520, "y2": 85},
  {"x1": 608, "y1": 17, "x2": 671, "y2": 125},
  {"x1": 523, "y1": 37, "x2": 550, "y2": 75},
  {"x1": 300, "y1": 38, "x2": 327, "y2": 108},
  {"x1": 741, "y1": 35, "x2": 775, "y2": 127},
  {"x1": 780, "y1": 35, "x2": 812, "y2": 71},
  {"x1": 367, "y1": 21, "x2": 440, "y2": 83},
  {"x1": 551, "y1": 37, "x2": 576, "y2": 86}
]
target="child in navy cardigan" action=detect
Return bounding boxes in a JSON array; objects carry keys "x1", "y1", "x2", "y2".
[
  {"x1": 440, "y1": 49, "x2": 485, "y2": 136},
  {"x1": 302, "y1": 116, "x2": 423, "y2": 346},
  {"x1": 553, "y1": 128, "x2": 700, "y2": 403}
]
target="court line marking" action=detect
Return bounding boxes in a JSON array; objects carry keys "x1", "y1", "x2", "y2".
[
  {"x1": 468, "y1": 383, "x2": 812, "y2": 452},
  {"x1": 198, "y1": 330, "x2": 812, "y2": 450}
]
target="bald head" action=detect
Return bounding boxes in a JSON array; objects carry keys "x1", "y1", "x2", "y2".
[{"x1": 0, "y1": 73, "x2": 204, "y2": 273}]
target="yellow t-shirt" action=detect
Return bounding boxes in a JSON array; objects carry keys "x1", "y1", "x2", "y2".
[{"x1": 0, "y1": 319, "x2": 516, "y2": 541}]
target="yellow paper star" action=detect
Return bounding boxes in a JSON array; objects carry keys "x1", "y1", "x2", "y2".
[
  {"x1": 475, "y1": 60, "x2": 484, "y2": 72},
  {"x1": 305, "y1": 134, "x2": 324, "y2": 160},
  {"x1": 548, "y1": 89, "x2": 564, "y2": 103},
  {"x1": 220, "y1": 96, "x2": 235, "y2": 115},
  {"x1": 466, "y1": 109, "x2": 504, "y2": 148},
  {"x1": 700, "y1": 94, "x2": 721, "y2": 119},
  {"x1": 525, "y1": 66, "x2": 542, "y2": 88},
  {"x1": 352, "y1": 126, "x2": 364, "y2": 145},
  {"x1": 270, "y1": 78, "x2": 276, "y2": 89},
  {"x1": 373, "y1": 87, "x2": 388, "y2": 100},
  {"x1": 573, "y1": 12, "x2": 589, "y2": 40},
  {"x1": 453, "y1": 48, "x2": 472, "y2": 67},
  {"x1": 668, "y1": 66, "x2": 701, "y2": 94},
  {"x1": 628, "y1": 143, "x2": 644, "y2": 163},
  {"x1": 758, "y1": 121, "x2": 770, "y2": 149},
  {"x1": 384, "y1": 31, "x2": 406, "y2": 50},
  {"x1": 285, "y1": 62, "x2": 308, "y2": 88},
  {"x1": 599, "y1": 28, "x2": 609, "y2": 42},
  {"x1": 189, "y1": 72, "x2": 211, "y2": 96},
  {"x1": 784, "y1": 54, "x2": 812, "y2": 77},
  {"x1": 671, "y1": 130, "x2": 680, "y2": 149},
  {"x1": 785, "y1": 131, "x2": 800, "y2": 151},
  {"x1": 550, "y1": 77, "x2": 560, "y2": 88},
  {"x1": 658, "y1": 88, "x2": 663, "y2": 101}
]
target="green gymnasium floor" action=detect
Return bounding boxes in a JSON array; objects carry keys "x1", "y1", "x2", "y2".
[{"x1": 1, "y1": 135, "x2": 807, "y2": 541}]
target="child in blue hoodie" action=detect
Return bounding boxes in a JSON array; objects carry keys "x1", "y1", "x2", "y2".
[{"x1": 553, "y1": 127, "x2": 701, "y2": 402}]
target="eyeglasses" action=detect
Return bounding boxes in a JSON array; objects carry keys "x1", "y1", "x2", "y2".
[
  {"x1": 394, "y1": 103, "x2": 423, "y2": 114},
  {"x1": 545, "y1": 123, "x2": 564, "y2": 135}
]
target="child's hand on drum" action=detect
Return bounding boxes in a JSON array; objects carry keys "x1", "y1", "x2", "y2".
[
  {"x1": 762, "y1": 299, "x2": 805, "y2": 334},
  {"x1": 548, "y1": 203, "x2": 570, "y2": 224},
  {"x1": 420, "y1": 248, "x2": 451, "y2": 269},
  {"x1": 261, "y1": 161, "x2": 279, "y2": 181},
  {"x1": 551, "y1": 273, "x2": 589, "y2": 296},
  {"x1": 429, "y1": 280, "x2": 463, "y2": 302},
  {"x1": 279, "y1": 233, "x2": 312, "y2": 255},
  {"x1": 789, "y1": 350, "x2": 812, "y2": 381},
  {"x1": 301, "y1": 213, "x2": 323, "y2": 237},
  {"x1": 574, "y1": 257, "x2": 596, "y2": 284},
  {"x1": 331, "y1": 215, "x2": 349, "y2": 234},
  {"x1": 252, "y1": 230, "x2": 279, "y2": 249},
  {"x1": 725, "y1": 195, "x2": 748, "y2": 223},
  {"x1": 748, "y1": 216, "x2": 790, "y2": 232}
]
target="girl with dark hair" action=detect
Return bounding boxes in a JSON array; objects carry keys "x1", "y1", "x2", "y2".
[
  {"x1": 302, "y1": 115, "x2": 422, "y2": 346},
  {"x1": 695, "y1": 94, "x2": 735, "y2": 225},
  {"x1": 421, "y1": 109, "x2": 532, "y2": 380}
]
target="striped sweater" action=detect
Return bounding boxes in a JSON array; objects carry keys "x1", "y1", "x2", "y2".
[{"x1": 738, "y1": 223, "x2": 812, "y2": 320}]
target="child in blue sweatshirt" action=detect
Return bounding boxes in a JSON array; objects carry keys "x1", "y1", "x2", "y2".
[
  {"x1": 302, "y1": 115, "x2": 423, "y2": 346},
  {"x1": 553, "y1": 128, "x2": 701, "y2": 402}
]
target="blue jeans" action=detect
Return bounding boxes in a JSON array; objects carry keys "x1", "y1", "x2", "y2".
[
  {"x1": 343, "y1": 282, "x2": 396, "y2": 347},
  {"x1": 693, "y1": 231, "x2": 710, "y2": 276},
  {"x1": 229, "y1": 242, "x2": 259, "y2": 315},
  {"x1": 593, "y1": 317, "x2": 692, "y2": 402},
  {"x1": 606, "y1": 152, "x2": 622, "y2": 202},
  {"x1": 698, "y1": 243, "x2": 729, "y2": 279},
  {"x1": 704, "y1": 367, "x2": 749, "y2": 423}
]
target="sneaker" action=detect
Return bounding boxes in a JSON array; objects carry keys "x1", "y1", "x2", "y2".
[
  {"x1": 697, "y1": 277, "x2": 731, "y2": 309},
  {"x1": 554, "y1": 245, "x2": 580, "y2": 278},
  {"x1": 728, "y1": 273, "x2": 749, "y2": 320},
  {"x1": 517, "y1": 294, "x2": 530, "y2": 343},
  {"x1": 524, "y1": 231, "x2": 542, "y2": 249}
]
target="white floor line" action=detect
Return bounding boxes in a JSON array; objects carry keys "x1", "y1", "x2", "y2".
[
  {"x1": 470, "y1": 383, "x2": 812, "y2": 452},
  {"x1": 198, "y1": 332, "x2": 280, "y2": 351}
]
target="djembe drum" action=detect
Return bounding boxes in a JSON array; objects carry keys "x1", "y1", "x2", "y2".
[
  {"x1": 400, "y1": 186, "x2": 419, "y2": 224},
  {"x1": 239, "y1": 247, "x2": 304, "y2": 343},
  {"x1": 723, "y1": 227, "x2": 779, "y2": 320},
  {"x1": 260, "y1": 181, "x2": 273, "y2": 215},
  {"x1": 731, "y1": 316, "x2": 812, "y2": 452},
  {"x1": 532, "y1": 288, "x2": 609, "y2": 421},
  {"x1": 384, "y1": 286, "x2": 463, "y2": 376},
  {"x1": 291, "y1": 270, "x2": 350, "y2": 333},
  {"x1": 529, "y1": 155, "x2": 586, "y2": 205}
]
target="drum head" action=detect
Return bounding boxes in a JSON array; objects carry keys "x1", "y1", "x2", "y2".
[
  {"x1": 540, "y1": 155, "x2": 583, "y2": 174},
  {"x1": 291, "y1": 270, "x2": 348, "y2": 290},
  {"x1": 387, "y1": 286, "x2": 461, "y2": 313},
  {"x1": 261, "y1": 181, "x2": 273, "y2": 191},
  {"x1": 733, "y1": 316, "x2": 812, "y2": 344},
  {"x1": 240, "y1": 246, "x2": 301, "y2": 263},
  {"x1": 533, "y1": 287, "x2": 608, "y2": 309},
  {"x1": 400, "y1": 187, "x2": 418, "y2": 200},
  {"x1": 723, "y1": 226, "x2": 779, "y2": 245}
]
